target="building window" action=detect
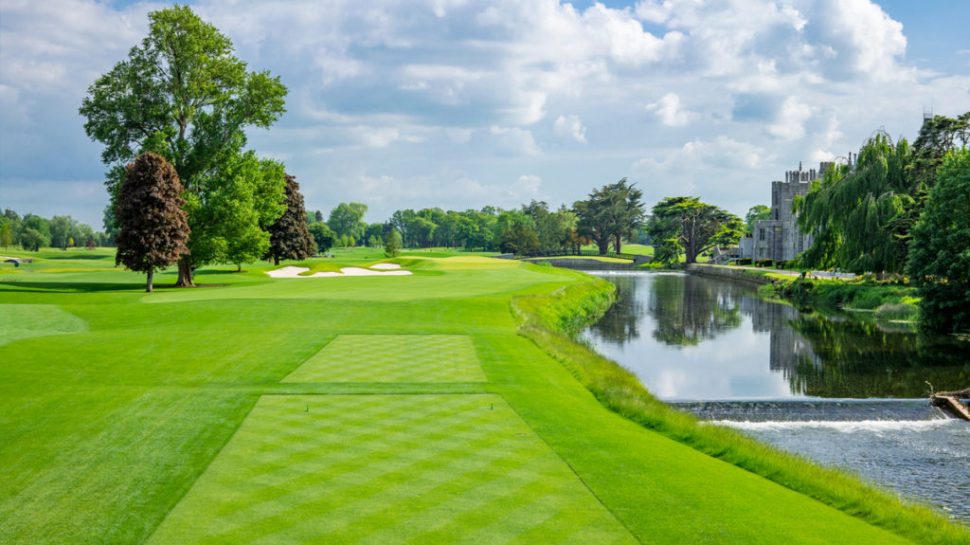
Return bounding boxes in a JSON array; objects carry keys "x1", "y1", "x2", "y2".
[
  {"x1": 774, "y1": 209, "x2": 779, "y2": 220},
  {"x1": 759, "y1": 228, "x2": 765, "y2": 241}
]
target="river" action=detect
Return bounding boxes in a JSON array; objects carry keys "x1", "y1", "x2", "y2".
[{"x1": 580, "y1": 271, "x2": 970, "y2": 523}]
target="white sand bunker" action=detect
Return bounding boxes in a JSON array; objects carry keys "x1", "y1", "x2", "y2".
[
  {"x1": 267, "y1": 266, "x2": 411, "y2": 278},
  {"x1": 370, "y1": 263, "x2": 402, "y2": 270}
]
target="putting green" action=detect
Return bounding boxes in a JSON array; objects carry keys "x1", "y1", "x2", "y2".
[
  {"x1": 146, "y1": 394, "x2": 637, "y2": 545},
  {"x1": 283, "y1": 335, "x2": 487, "y2": 383},
  {"x1": 0, "y1": 304, "x2": 85, "y2": 346}
]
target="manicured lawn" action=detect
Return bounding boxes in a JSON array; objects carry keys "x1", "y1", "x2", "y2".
[
  {"x1": 0, "y1": 248, "x2": 961, "y2": 544},
  {"x1": 528, "y1": 255, "x2": 632, "y2": 263},
  {"x1": 283, "y1": 335, "x2": 486, "y2": 383},
  {"x1": 147, "y1": 395, "x2": 636, "y2": 545},
  {"x1": 619, "y1": 243, "x2": 653, "y2": 256}
]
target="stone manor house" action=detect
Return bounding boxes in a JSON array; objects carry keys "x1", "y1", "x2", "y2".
[{"x1": 739, "y1": 156, "x2": 854, "y2": 263}]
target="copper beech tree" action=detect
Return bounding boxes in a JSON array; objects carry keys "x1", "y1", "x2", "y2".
[{"x1": 115, "y1": 153, "x2": 189, "y2": 292}]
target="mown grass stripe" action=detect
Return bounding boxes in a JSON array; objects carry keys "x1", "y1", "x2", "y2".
[
  {"x1": 282, "y1": 335, "x2": 487, "y2": 383},
  {"x1": 145, "y1": 394, "x2": 637, "y2": 545}
]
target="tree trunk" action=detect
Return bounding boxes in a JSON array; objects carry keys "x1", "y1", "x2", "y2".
[
  {"x1": 597, "y1": 238, "x2": 609, "y2": 255},
  {"x1": 273, "y1": 255, "x2": 280, "y2": 266},
  {"x1": 685, "y1": 243, "x2": 697, "y2": 264},
  {"x1": 237, "y1": 263, "x2": 241, "y2": 272},
  {"x1": 613, "y1": 234, "x2": 622, "y2": 254},
  {"x1": 176, "y1": 257, "x2": 194, "y2": 287},
  {"x1": 146, "y1": 269, "x2": 154, "y2": 293}
]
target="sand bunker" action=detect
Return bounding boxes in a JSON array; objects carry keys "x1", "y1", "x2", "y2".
[
  {"x1": 267, "y1": 266, "x2": 411, "y2": 278},
  {"x1": 370, "y1": 263, "x2": 402, "y2": 270}
]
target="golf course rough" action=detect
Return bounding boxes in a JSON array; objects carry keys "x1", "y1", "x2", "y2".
[{"x1": 0, "y1": 248, "x2": 965, "y2": 545}]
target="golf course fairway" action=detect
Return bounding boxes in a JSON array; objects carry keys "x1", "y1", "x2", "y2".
[{"x1": 0, "y1": 248, "x2": 966, "y2": 545}]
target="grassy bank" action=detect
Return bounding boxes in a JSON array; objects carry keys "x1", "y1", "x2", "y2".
[
  {"x1": 512, "y1": 275, "x2": 969, "y2": 545},
  {"x1": 758, "y1": 275, "x2": 920, "y2": 321}
]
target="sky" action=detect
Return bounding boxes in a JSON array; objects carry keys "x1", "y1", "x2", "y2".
[{"x1": 1, "y1": 0, "x2": 969, "y2": 228}]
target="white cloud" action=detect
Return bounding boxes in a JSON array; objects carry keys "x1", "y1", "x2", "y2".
[
  {"x1": 646, "y1": 93, "x2": 692, "y2": 127},
  {"x1": 488, "y1": 125, "x2": 541, "y2": 156},
  {"x1": 806, "y1": 0, "x2": 908, "y2": 81},
  {"x1": 808, "y1": 115, "x2": 844, "y2": 161},
  {"x1": 766, "y1": 96, "x2": 813, "y2": 140},
  {"x1": 0, "y1": 0, "x2": 153, "y2": 95},
  {"x1": 553, "y1": 114, "x2": 588, "y2": 143},
  {"x1": 347, "y1": 126, "x2": 423, "y2": 148},
  {"x1": 638, "y1": 136, "x2": 769, "y2": 172}
]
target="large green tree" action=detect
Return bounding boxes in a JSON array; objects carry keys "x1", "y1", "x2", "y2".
[
  {"x1": 574, "y1": 178, "x2": 645, "y2": 255},
  {"x1": 906, "y1": 149, "x2": 970, "y2": 333},
  {"x1": 115, "y1": 152, "x2": 190, "y2": 292},
  {"x1": 497, "y1": 212, "x2": 540, "y2": 255},
  {"x1": 522, "y1": 200, "x2": 579, "y2": 253},
  {"x1": 49, "y1": 216, "x2": 79, "y2": 250},
  {"x1": 796, "y1": 135, "x2": 914, "y2": 274},
  {"x1": 187, "y1": 152, "x2": 286, "y2": 271},
  {"x1": 79, "y1": 5, "x2": 287, "y2": 286},
  {"x1": 0, "y1": 218, "x2": 13, "y2": 248},
  {"x1": 646, "y1": 197, "x2": 743, "y2": 265},
  {"x1": 308, "y1": 222, "x2": 337, "y2": 254},
  {"x1": 744, "y1": 205, "x2": 771, "y2": 234},
  {"x1": 327, "y1": 203, "x2": 368, "y2": 242},
  {"x1": 909, "y1": 112, "x2": 970, "y2": 192},
  {"x1": 19, "y1": 229, "x2": 47, "y2": 252}
]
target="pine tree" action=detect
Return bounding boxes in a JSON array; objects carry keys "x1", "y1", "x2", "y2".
[
  {"x1": 266, "y1": 175, "x2": 316, "y2": 265},
  {"x1": 115, "y1": 152, "x2": 190, "y2": 292}
]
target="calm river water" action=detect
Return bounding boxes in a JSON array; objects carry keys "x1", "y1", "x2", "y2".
[{"x1": 581, "y1": 271, "x2": 970, "y2": 523}]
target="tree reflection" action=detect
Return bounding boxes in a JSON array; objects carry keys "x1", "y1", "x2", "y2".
[
  {"x1": 647, "y1": 275, "x2": 742, "y2": 346},
  {"x1": 786, "y1": 314, "x2": 970, "y2": 397},
  {"x1": 587, "y1": 273, "x2": 969, "y2": 399},
  {"x1": 588, "y1": 276, "x2": 642, "y2": 345}
]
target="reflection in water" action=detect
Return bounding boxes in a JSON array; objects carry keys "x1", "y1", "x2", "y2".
[
  {"x1": 787, "y1": 315, "x2": 970, "y2": 398},
  {"x1": 583, "y1": 272, "x2": 969, "y2": 399},
  {"x1": 582, "y1": 271, "x2": 970, "y2": 523},
  {"x1": 589, "y1": 275, "x2": 643, "y2": 345},
  {"x1": 647, "y1": 275, "x2": 741, "y2": 346}
]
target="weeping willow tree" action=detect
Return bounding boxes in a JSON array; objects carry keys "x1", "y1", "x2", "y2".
[{"x1": 795, "y1": 134, "x2": 915, "y2": 274}]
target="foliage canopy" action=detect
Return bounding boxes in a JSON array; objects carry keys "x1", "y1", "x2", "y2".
[
  {"x1": 266, "y1": 175, "x2": 316, "y2": 265},
  {"x1": 906, "y1": 149, "x2": 970, "y2": 333},
  {"x1": 79, "y1": 5, "x2": 287, "y2": 285},
  {"x1": 574, "y1": 178, "x2": 645, "y2": 255},
  {"x1": 114, "y1": 152, "x2": 189, "y2": 291},
  {"x1": 646, "y1": 197, "x2": 743, "y2": 265}
]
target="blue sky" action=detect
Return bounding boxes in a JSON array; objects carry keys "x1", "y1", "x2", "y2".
[{"x1": 1, "y1": 0, "x2": 968, "y2": 228}]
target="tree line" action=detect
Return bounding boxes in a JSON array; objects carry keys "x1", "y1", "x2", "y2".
[{"x1": 0, "y1": 210, "x2": 109, "y2": 251}]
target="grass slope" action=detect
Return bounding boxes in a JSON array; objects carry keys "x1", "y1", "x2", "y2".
[{"x1": 0, "y1": 248, "x2": 965, "y2": 544}]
